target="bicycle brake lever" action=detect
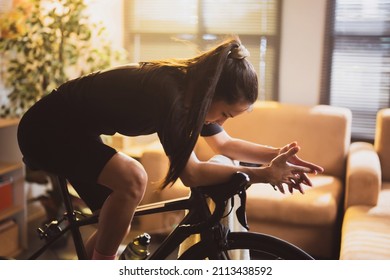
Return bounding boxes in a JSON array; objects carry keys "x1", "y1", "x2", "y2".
[{"x1": 235, "y1": 190, "x2": 249, "y2": 230}]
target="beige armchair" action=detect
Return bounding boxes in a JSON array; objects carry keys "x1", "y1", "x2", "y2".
[
  {"x1": 340, "y1": 108, "x2": 390, "y2": 259},
  {"x1": 138, "y1": 101, "x2": 352, "y2": 259}
]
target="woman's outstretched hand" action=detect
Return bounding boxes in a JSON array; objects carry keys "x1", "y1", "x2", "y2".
[
  {"x1": 280, "y1": 142, "x2": 324, "y2": 174},
  {"x1": 268, "y1": 143, "x2": 324, "y2": 194}
]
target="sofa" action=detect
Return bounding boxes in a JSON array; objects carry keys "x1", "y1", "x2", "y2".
[
  {"x1": 340, "y1": 108, "x2": 390, "y2": 259},
  {"x1": 136, "y1": 101, "x2": 352, "y2": 259}
]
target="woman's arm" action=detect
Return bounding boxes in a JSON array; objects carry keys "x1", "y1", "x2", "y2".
[
  {"x1": 203, "y1": 130, "x2": 280, "y2": 164},
  {"x1": 180, "y1": 146, "x2": 312, "y2": 191},
  {"x1": 193, "y1": 130, "x2": 324, "y2": 193},
  {"x1": 204, "y1": 130, "x2": 323, "y2": 173}
]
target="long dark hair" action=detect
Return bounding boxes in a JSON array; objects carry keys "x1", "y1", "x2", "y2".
[{"x1": 142, "y1": 36, "x2": 258, "y2": 189}]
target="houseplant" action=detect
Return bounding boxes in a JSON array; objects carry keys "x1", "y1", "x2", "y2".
[{"x1": 0, "y1": 0, "x2": 125, "y2": 117}]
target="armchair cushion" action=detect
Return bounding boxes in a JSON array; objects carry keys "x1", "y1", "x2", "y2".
[
  {"x1": 246, "y1": 175, "x2": 343, "y2": 226},
  {"x1": 340, "y1": 200, "x2": 390, "y2": 259}
]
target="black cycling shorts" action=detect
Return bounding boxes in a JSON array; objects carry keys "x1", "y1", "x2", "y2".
[{"x1": 18, "y1": 93, "x2": 116, "y2": 212}]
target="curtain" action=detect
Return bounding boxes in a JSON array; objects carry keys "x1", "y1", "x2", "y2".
[{"x1": 321, "y1": 0, "x2": 390, "y2": 141}]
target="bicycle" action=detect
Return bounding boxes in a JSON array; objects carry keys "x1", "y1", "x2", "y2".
[{"x1": 19, "y1": 158, "x2": 314, "y2": 260}]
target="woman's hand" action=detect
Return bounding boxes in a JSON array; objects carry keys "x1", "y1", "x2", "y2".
[
  {"x1": 280, "y1": 142, "x2": 324, "y2": 173},
  {"x1": 277, "y1": 142, "x2": 324, "y2": 193},
  {"x1": 266, "y1": 146, "x2": 313, "y2": 194}
]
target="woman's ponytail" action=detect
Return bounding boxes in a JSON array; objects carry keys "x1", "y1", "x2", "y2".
[{"x1": 160, "y1": 37, "x2": 243, "y2": 189}]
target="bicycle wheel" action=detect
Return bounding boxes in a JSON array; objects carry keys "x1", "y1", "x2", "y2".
[{"x1": 178, "y1": 231, "x2": 314, "y2": 260}]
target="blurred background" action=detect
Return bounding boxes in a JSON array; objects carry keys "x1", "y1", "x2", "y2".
[
  {"x1": 0, "y1": 0, "x2": 389, "y2": 259},
  {"x1": 1, "y1": 0, "x2": 389, "y2": 141}
]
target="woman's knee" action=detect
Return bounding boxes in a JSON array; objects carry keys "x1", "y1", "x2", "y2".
[
  {"x1": 112, "y1": 164, "x2": 147, "y2": 204},
  {"x1": 124, "y1": 163, "x2": 148, "y2": 201},
  {"x1": 98, "y1": 153, "x2": 148, "y2": 202}
]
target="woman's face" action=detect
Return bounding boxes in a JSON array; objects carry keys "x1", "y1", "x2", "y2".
[{"x1": 205, "y1": 100, "x2": 252, "y2": 126}]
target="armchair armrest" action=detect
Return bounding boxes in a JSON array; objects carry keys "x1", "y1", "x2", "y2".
[{"x1": 345, "y1": 142, "x2": 381, "y2": 210}]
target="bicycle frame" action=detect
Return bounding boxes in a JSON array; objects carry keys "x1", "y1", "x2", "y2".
[
  {"x1": 27, "y1": 172, "x2": 250, "y2": 260},
  {"x1": 28, "y1": 187, "x2": 215, "y2": 260},
  {"x1": 132, "y1": 172, "x2": 251, "y2": 260},
  {"x1": 133, "y1": 189, "x2": 215, "y2": 260}
]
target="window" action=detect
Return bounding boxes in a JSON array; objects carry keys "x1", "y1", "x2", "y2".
[
  {"x1": 321, "y1": 0, "x2": 390, "y2": 141},
  {"x1": 123, "y1": 0, "x2": 281, "y2": 100}
]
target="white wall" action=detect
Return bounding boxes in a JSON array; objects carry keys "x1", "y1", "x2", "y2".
[
  {"x1": 86, "y1": 0, "x2": 124, "y2": 50},
  {"x1": 279, "y1": 0, "x2": 327, "y2": 105}
]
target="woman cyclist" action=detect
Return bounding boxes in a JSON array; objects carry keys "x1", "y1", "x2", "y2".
[{"x1": 18, "y1": 36, "x2": 323, "y2": 260}]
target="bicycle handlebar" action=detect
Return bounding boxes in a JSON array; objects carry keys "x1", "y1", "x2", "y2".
[
  {"x1": 180, "y1": 172, "x2": 251, "y2": 234},
  {"x1": 196, "y1": 172, "x2": 251, "y2": 202}
]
